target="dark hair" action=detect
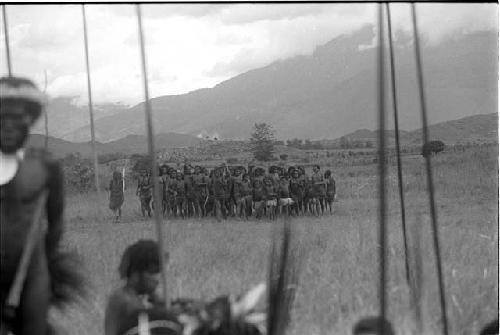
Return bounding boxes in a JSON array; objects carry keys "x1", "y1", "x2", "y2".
[
  {"x1": 353, "y1": 316, "x2": 394, "y2": 335},
  {"x1": 1, "y1": 76, "x2": 37, "y2": 87},
  {"x1": 118, "y1": 240, "x2": 164, "y2": 279},
  {"x1": 0, "y1": 77, "x2": 44, "y2": 122},
  {"x1": 480, "y1": 319, "x2": 499, "y2": 335},
  {"x1": 324, "y1": 170, "x2": 331, "y2": 178}
]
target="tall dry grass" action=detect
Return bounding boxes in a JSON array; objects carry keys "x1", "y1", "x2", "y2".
[{"x1": 59, "y1": 145, "x2": 498, "y2": 335}]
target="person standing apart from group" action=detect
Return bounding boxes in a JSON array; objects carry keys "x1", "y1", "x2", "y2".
[
  {"x1": 108, "y1": 171, "x2": 124, "y2": 223},
  {"x1": 324, "y1": 169, "x2": 336, "y2": 214}
]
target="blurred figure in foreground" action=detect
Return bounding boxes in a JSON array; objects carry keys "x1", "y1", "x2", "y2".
[
  {"x1": 0, "y1": 76, "x2": 85, "y2": 335},
  {"x1": 104, "y1": 239, "x2": 168, "y2": 335}
]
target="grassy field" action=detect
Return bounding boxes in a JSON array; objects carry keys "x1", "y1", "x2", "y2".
[{"x1": 58, "y1": 145, "x2": 498, "y2": 335}]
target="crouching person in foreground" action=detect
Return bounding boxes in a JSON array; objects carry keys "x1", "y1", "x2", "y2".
[
  {"x1": 0, "y1": 76, "x2": 86, "y2": 335},
  {"x1": 105, "y1": 239, "x2": 268, "y2": 335},
  {"x1": 104, "y1": 239, "x2": 171, "y2": 335}
]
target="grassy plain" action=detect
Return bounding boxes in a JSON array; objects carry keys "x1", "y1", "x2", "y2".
[{"x1": 59, "y1": 145, "x2": 498, "y2": 335}]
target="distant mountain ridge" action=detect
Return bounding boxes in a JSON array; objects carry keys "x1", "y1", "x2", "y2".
[
  {"x1": 338, "y1": 113, "x2": 498, "y2": 145},
  {"x1": 28, "y1": 113, "x2": 497, "y2": 158},
  {"x1": 49, "y1": 25, "x2": 497, "y2": 142},
  {"x1": 31, "y1": 97, "x2": 128, "y2": 139},
  {"x1": 28, "y1": 132, "x2": 201, "y2": 158}
]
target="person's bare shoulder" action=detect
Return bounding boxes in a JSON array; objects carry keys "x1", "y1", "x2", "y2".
[
  {"x1": 106, "y1": 288, "x2": 126, "y2": 314},
  {"x1": 107, "y1": 287, "x2": 142, "y2": 309},
  {"x1": 105, "y1": 287, "x2": 146, "y2": 333}
]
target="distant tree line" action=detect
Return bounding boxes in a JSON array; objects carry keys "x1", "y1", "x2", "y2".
[
  {"x1": 284, "y1": 137, "x2": 374, "y2": 150},
  {"x1": 63, "y1": 152, "x2": 128, "y2": 166},
  {"x1": 98, "y1": 152, "x2": 128, "y2": 164}
]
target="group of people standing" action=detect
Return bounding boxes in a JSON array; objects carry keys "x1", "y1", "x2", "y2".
[
  {"x1": 131, "y1": 163, "x2": 336, "y2": 221},
  {"x1": 3, "y1": 75, "x2": 496, "y2": 335}
]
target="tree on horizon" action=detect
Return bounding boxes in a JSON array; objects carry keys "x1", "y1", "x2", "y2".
[{"x1": 250, "y1": 123, "x2": 275, "y2": 162}]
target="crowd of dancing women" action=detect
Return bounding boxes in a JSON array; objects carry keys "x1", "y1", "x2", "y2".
[{"x1": 109, "y1": 163, "x2": 337, "y2": 222}]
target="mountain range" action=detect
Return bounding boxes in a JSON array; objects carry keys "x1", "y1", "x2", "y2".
[
  {"x1": 33, "y1": 25, "x2": 497, "y2": 142},
  {"x1": 28, "y1": 113, "x2": 497, "y2": 159},
  {"x1": 338, "y1": 113, "x2": 498, "y2": 145},
  {"x1": 31, "y1": 97, "x2": 128, "y2": 140},
  {"x1": 27, "y1": 132, "x2": 202, "y2": 158}
]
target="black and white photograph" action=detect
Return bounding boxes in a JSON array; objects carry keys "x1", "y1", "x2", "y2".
[{"x1": 0, "y1": 2, "x2": 498, "y2": 335}]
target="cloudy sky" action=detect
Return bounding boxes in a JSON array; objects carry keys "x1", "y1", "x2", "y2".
[{"x1": 0, "y1": 3, "x2": 497, "y2": 106}]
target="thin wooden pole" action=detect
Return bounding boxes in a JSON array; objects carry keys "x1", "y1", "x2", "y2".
[
  {"x1": 411, "y1": 4, "x2": 449, "y2": 335},
  {"x1": 2, "y1": 5, "x2": 12, "y2": 76},
  {"x1": 82, "y1": 5, "x2": 101, "y2": 197},
  {"x1": 136, "y1": 4, "x2": 169, "y2": 307},
  {"x1": 43, "y1": 70, "x2": 49, "y2": 150},
  {"x1": 385, "y1": 3, "x2": 410, "y2": 283},
  {"x1": 122, "y1": 166, "x2": 126, "y2": 193},
  {"x1": 376, "y1": 4, "x2": 387, "y2": 331}
]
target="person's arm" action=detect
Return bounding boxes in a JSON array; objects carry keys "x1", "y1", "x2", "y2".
[
  {"x1": 105, "y1": 290, "x2": 146, "y2": 335},
  {"x1": 168, "y1": 181, "x2": 175, "y2": 197},
  {"x1": 230, "y1": 178, "x2": 236, "y2": 197},
  {"x1": 208, "y1": 178, "x2": 214, "y2": 196},
  {"x1": 104, "y1": 294, "x2": 121, "y2": 335},
  {"x1": 45, "y1": 160, "x2": 64, "y2": 256}
]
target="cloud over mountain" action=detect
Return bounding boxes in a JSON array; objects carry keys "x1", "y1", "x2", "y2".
[
  {"x1": 61, "y1": 26, "x2": 496, "y2": 142},
  {"x1": 1, "y1": 4, "x2": 496, "y2": 106}
]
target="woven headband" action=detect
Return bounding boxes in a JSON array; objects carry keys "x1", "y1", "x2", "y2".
[{"x1": 0, "y1": 82, "x2": 48, "y2": 107}]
